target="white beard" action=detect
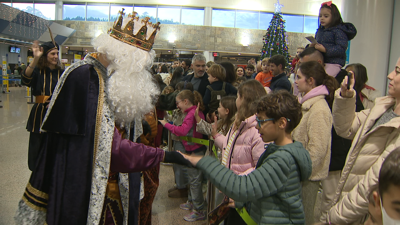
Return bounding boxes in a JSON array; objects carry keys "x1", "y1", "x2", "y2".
[{"x1": 93, "y1": 34, "x2": 159, "y2": 128}]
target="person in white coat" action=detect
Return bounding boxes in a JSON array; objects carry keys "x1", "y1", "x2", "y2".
[{"x1": 321, "y1": 57, "x2": 400, "y2": 224}]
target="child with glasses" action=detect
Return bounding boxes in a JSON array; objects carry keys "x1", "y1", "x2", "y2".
[{"x1": 181, "y1": 90, "x2": 312, "y2": 224}]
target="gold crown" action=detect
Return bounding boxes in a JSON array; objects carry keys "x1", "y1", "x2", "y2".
[{"x1": 108, "y1": 8, "x2": 160, "y2": 51}]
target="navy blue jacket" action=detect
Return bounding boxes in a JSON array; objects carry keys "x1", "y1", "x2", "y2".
[
  {"x1": 315, "y1": 23, "x2": 357, "y2": 66},
  {"x1": 270, "y1": 73, "x2": 291, "y2": 92}
]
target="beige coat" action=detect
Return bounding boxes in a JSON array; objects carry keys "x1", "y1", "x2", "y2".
[
  {"x1": 292, "y1": 95, "x2": 332, "y2": 181},
  {"x1": 323, "y1": 90, "x2": 400, "y2": 224}
]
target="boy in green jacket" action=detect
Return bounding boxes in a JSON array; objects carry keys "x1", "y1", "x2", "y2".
[{"x1": 182, "y1": 90, "x2": 312, "y2": 224}]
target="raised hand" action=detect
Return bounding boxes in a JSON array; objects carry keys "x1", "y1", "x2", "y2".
[
  {"x1": 340, "y1": 71, "x2": 355, "y2": 98},
  {"x1": 32, "y1": 41, "x2": 43, "y2": 60}
]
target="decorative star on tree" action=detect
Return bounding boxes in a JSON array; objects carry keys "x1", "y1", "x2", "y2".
[{"x1": 274, "y1": 0, "x2": 284, "y2": 13}]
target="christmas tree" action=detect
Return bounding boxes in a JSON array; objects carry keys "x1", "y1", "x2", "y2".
[{"x1": 260, "y1": 1, "x2": 290, "y2": 66}]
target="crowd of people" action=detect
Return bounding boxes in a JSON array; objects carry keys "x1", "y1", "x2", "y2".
[{"x1": 12, "y1": 2, "x2": 400, "y2": 225}]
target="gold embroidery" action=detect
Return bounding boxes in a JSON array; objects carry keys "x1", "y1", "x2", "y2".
[
  {"x1": 32, "y1": 105, "x2": 40, "y2": 132},
  {"x1": 92, "y1": 66, "x2": 105, "y2": 174},
  {"x1": 26, "y1": 182, "x2": 49, "y2": 199},
  {"x1": 22, "y1": 196, "x2": 47, "y2": 212},
  {"x1": 39, "y1": 106, "x2": 45, "y2": 133},
  {"x1": 22, "y1": 73, "x2": 33, "y2": 79},
  {"x1": 24, "y1": 190, "x2": 48, "y2": 205},
  {"x1": 50, "y1": 70, "x2": 53, "y2": 95},
  {"x1": 42, "y1": 70, "x2": 46, "y2": 95}
]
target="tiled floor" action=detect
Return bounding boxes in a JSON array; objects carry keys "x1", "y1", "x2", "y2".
[{"x1": 0, "y1": 87, "x2": 207, "y2": 225}]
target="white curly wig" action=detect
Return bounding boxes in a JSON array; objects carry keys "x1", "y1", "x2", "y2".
[{"x1": 92, "y1": 34, "x2": 159, "y2": 127}]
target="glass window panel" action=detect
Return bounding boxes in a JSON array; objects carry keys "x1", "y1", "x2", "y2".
[
  {"x1": 63, "y1": 4, "x2": 85, "y2": 21},
  {"x1": 304, "y1": 15, "x2": 318, "y2": 34},
  {"x1": 12, "y1": 2, "x2": 33, "y2": 14},
  {"x1": 181, "y1": 8, "x2": 204, "y2": 25},
  {"x1": 1, "y1": 2, "x2": 12, "y2": 6},
  {"x1": 283, "y1": 14, "x2": 304, "y2": 33},
  {"x1": 212, "y1": 9, "x2": 234, "y2": 28},
  {"x1": 236, "y1": 10, "x2": 258, "y2": 29},
  {"x1": 158, "y1": 6, "x2": 180, "y2": 24},
  {"x1": 110, "y1": 5, "x2": 133, "y2": 22},
  {"x1": 34, "y1": 3, "x2": 55, "y2": 20},
  {"x1": 259, "y1": 12, "x2": 273, "y2": 30},
  {"x1": 87, "y1": 4, "x2": 109, "y2": 21},
  {"x1": 134, "y1": 6, "x2": 156, "y2": 23}
]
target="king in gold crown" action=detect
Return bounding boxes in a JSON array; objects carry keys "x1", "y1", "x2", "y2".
[{"x1": 108, "y1": 8, "x2": 160, "y2": 52}]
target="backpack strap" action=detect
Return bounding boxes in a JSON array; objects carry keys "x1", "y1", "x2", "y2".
[
  {"x1": 222, "y1": 82, "x2": 226, "y2": 91},
  {"x1": 206, "y1": 85, "x2": 214, "y2": 92}
]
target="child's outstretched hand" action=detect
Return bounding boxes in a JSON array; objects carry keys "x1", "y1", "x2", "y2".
[
  {"x1": 227, "y1": 198, "x2": 236, "y2": 208},
  {"x1": 194, "y1": 103, "x2": 201, "y2": 123},
  {"x1": 315, "y1": 43, "x2": 326, "y2": 53},
  {"x1": 210, "y1": 115, "x2": 218, "y2": 137},
  {"x1": 178, "y1": 151, "x2": 203, "y2": 167},
  {"x1": 158, "y1": 119, "x2": 168, "y2": 126}
]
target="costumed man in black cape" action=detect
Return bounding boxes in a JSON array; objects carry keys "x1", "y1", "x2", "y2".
[{"x1": 15, "y1": 9, "x2": 191, "y2": 225}]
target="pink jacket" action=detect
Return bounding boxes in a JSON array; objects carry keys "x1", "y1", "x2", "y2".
[
  {"x1": 164, "y1": 105, "x2": 205, "y2": 151},
  {"x1": 213, "y1": 115, "x2": 266, "y2": 175}
]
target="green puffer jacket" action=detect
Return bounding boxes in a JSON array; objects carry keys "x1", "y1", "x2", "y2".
[{"x1": 197, "y1": 141, "x2": 312, "y2": 225}]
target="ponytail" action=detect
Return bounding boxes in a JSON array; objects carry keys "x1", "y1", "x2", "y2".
[
  {"x1": 322, "y1": 75, "x2": 339, "y2": 107},
  {"x1": 299, "y1": 61, "x2": 339, "y2": 107},
  {"x1": 177, "y1": 90, "x2": 205, "y2": 111}
]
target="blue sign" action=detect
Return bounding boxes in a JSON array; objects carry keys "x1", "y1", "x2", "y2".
[{"x1": 346, "y1": 41, "x2": 351, "y2": 64}]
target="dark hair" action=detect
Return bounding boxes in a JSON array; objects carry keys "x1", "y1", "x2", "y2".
[
  {"x1": 379, "y1": 149, "x2": 400, "y2": 202},
  {"x1": 150, "y1": 65, "x2": 158, "y2": 75},
  {"x1": 257, "y1": 90, "x2": 302, "y2": 133},
  {"x1": 345, "y1": 63, "x2": 368, "y2": 93},
  {"x1": 153, "y1": 74, "x2": 166, "y2": 92},
  {"x1": 177, "y1": 90, "x2": 205, "y2": 111},
  {"x1": 269, "y1": 55, "x2": 286, "y2": 70},
  {"x1": 220, "y1": 62, "x2": 236, "y2": 83},
  {"x1": 235, "y1": 80, "x2": 267, "y2": 128},
  {"x1": 183, "y1": 59, "x2": 191, "y2": 67},
  {"x1": 175, "y1": 81, "x2": 193, "y2": 92},
  {"x1": 246, "y1": 64, "x2": 255, "y2": 70},
  {"x1": 218, "y1": 96, "x2": 237, "y2": 135},
  {"x1": 299, "y1": 47, "x2": 324, "y2": 61},
  {"x1": 160, "y1": 64, "x2": 169, "y2": 73},
  {"x1": 38, "y1": 50, "x2": 61, "y2": 70},
  {"x1": 299, "y1": 61, "x2": 339, "y2": 107},
  {"x1": 319, "y1": 2, "x2": 343, "y2": 28},
  {"x1": 169, "y1": 67, "x2": 184, "y2": 89},
  {"x1": 235, "y1": 66, "x2": 245, "y2": 77}
]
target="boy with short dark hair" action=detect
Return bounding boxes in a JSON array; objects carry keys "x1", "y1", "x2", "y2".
[
  {"x1": 269, "y1": 54, "x2": 292, "y2": 92},
  {"x1": 245, "y1": 64, "x2": 255, "y2": 80},
  {"x1": 182, "y1": 90, "x2": 312, "y2": 224}
]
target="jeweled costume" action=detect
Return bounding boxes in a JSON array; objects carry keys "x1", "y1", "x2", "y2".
[
  {"x1": 21, "y1": 41, "x2": 63, "y2": 171},
  {"x1": 14, "y1": 9, "x2": 186, "y2": 225}
]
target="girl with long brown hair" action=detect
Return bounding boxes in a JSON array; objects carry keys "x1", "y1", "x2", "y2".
[{"x1": 292, "y1": 60, "x2": 339, "y2": 224}]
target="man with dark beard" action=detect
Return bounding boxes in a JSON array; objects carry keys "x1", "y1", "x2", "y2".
[{"x1": 14, "y1": 9, "x2": 190, "y2": 225}]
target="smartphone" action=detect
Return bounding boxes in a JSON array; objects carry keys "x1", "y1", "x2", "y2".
[{"x1": 347, "y1": 72, "x2": 352, "y2": 90}]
